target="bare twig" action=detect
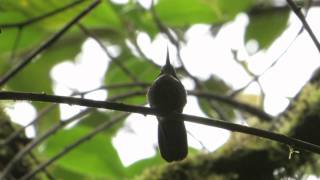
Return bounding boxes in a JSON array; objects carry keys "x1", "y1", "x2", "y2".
[
  {"x1": 187, "y1": 130, "x2": 208, "y2": 151},
  {"x1": 0, "y1": 0, "x2": 85, "y2": 28},
  {"x1": 189, "y1": 91, "x2": 273, "y2": 121},
  {"x1": 286, "y1": 0, "x2": 320, "y2": 53},
  {"x1": 20, "y1": 113, "x2": 127, "y2": 180},
  {"x1": 0, "y1": 0, "x2": 101, "y2": 87},
  {"x1": 28, "y1": 152, "x2": 55, "y2": 180},
  {"x1": 0, "y1": 91, "x2": 151, "y2": 115}
]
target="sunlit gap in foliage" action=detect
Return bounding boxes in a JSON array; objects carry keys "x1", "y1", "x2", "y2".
[
  {"x1": 110, "y1": 0, "x2": 156, "y2": 9},
  {"x1": 5, "y1": 102, "x2": 37, "y2": 138},
  {"x1": 50, "y1": 38, "x2": 111, "y2": 122}
]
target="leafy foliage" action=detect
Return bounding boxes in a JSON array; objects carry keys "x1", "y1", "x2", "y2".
[{"x1": 0, "y1": 0, "x2": 300, "y2": 179}]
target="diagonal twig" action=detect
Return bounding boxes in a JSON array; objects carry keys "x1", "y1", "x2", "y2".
[
  {"x1": 150, "y1": 1, "x2": 230, "y2": 121},
  {"x1": 0, "y1": 0, "x2": 101, "y2": 88},
  {"x1": 286, "y1": 0, "x2": 320, "y2": 53},
  {"x1": 20, "y1": 113, "x2": 127, "y2": 180},
  {"x1": 28, "y1": 152, "x2": 56, "y2": 180}
]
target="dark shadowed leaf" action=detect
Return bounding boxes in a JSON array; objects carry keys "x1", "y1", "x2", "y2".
[{"x1": 126, "y1": 152, "x2": 164, "y2": 178}]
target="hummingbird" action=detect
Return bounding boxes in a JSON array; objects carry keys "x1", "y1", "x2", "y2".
[{"x1": 147, "y1": 51, "x2": 188, "y2": 162}]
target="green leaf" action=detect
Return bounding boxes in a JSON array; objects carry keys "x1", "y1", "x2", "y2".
[
  {"x1": 111, "y1": 2, "x2": 158, "y2": 38},
  {"x1": 155, "y1": 0, "x2": 254, "y2": 26},
  {"x1": 44, "y1": 125, "x2": 125, "y2": 179},
  {"x1": 0, "y1": 26, "x2": 48, "y2": 58},
  {"x1": 0, "y1": 0, "x2": 121, "y2": 30},
  {"x1": 245, "y1": 7, "x2": 290, "y2": 52},
  {"x1": 81, "y1": 1, "x2": 122, "y2": 30},
  {"x1": 105, "y1": 57, "x2": 158, "y2": 105},
  {"x1": 51, "y1": 165, "x2": 88, "y2": 180},
  {"x1": 197, "y1": 75, "x2": 235, "y2": 121}
]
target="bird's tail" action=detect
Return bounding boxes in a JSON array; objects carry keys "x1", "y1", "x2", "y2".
[{"x1": 158, "y1": 117, "x2": 188, "y2": 162}]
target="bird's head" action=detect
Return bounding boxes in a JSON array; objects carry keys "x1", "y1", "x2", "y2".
[{"x1": 160, "y1": 51, "x2": 178, "y2": 78}]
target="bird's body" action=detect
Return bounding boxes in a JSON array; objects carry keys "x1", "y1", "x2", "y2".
[{"x1": 147, "y1": 53, "x2": 188, "y2": 162}]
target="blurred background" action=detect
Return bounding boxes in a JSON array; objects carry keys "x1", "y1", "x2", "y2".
[{"x1": 1, "y1": 0, "x2": 320, "y2": 179}]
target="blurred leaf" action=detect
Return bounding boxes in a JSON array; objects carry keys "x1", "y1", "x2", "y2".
[
  {"x1": 0, "y1": 26, "x2": 48, "y2": 58},
  {"x1": 80, "y1": 1, "x2": 121, "y2": 30},
  {"x1": 236, "y1": 93, "x2": 261, "y2": 107},
  {"x1": 112, "y1": 2, "x2": 158, "y2": 38},
  {"x1": 44, "y1": 125, "x2": 125, "y2": 179},
  {"x1": 245, "y1": 7, "x2": 290, "y2": 52},
  {"x1": 197, "y1": 75, "x2": 235, "y2": 120},
  {"x1": 0, "y1": 0, "x2": 121, "y2": 31},
  {"x1": 155, "y1": 0, "x2": 254, "y2": 26},
  {"x1": 126, "y1": 152, "x2": 164, "y2": 178},
  {"x1": 105, "y1": 57, "x2": 158, "y2": 105},
  {"x1": 51, "y1": 165, "x2": 88, "y2": 180}
]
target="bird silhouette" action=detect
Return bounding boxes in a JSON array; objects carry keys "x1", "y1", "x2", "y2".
[{"x1": 147, "y1": 51, "x2": 188, "y2": 162}]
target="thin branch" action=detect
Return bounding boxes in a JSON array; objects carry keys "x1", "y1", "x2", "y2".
[
  {"x1": 20, "y1": 113, "x2": 127, "y2": 180},
  {"x1": 0, "y1": 91, "x2": 319, "y2": 155},
  {"x1": 10, "y1": 27, "x2": 23, "y2": 61},
  {"x1": 78, "y1": 23, "x2": 141, "y2": 82},
  {"x1": 150, "y1": 2, "x2": 179, "y2": 48},
  {"x1": 286, "y1": 0, "x2": 320, "y2": 53},
  {"x1": 79, "y1": 82, "x2": 150, "y2": 95},
  {"x1": 28, "y1": 153, "x2": 55, "y2": 180},
  {"x1": 187, "y1": 130, "x2": 208, "y2": 151},
  {"x1": 230, "y1": 30, "x2": 301, "y2": 97},
  {"x1": 189, "y1": 91, "x2": 273, "y2": 121},
  {"x1": 0, "y1": 91, "x2": 151, "y2": 115},
  {"x1": 0, "y1": 0, "x2": 85, "y2": 28},
  {"x1": 180, "y1": 113, "x2": 320, "y2": 153},
  {"x1": 0, "y1": 0, "x2": 101, "y2": 87},
  {"x1": 150, "y1": 2, "x2": 197, "y2": 81},
  {"x1": 150, "y1": 1, "x2": 230, "y2": 121}
]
